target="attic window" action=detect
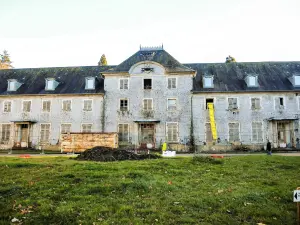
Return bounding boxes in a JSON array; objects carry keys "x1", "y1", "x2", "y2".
[
  {"x1": 7, "y1": 79, "x2": 21, "y2": 91},
  {"x1": 294, "y1": 75, "x2": 300, "y2": 86},
  {"x1": 85, "y1": 77, "x2": 95, "y2": 90},
  {"x1": 247, "y1": 75, "x2": 258, "y2": 87},
  {"x1": 45, "y1": 78, "x2": 59, "y2": 91},
  {"x1": 203, "y1": 76, "x2": 213, "y2": 88}
]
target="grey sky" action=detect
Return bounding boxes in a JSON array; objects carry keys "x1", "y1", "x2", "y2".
[{"x1": 0, "y1": 0, "x2": 299, "y2": 68}]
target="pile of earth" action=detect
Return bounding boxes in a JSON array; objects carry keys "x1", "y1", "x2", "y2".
[{"x1": 75, "y1": 146, "x2": 161, "y2": 162}]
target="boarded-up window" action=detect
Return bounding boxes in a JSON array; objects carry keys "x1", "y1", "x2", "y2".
[
  {"x1": 3, "y1": 101, "x2": 11, "y2": 112},
  {"x1": 23, "y1": 101, "x2": 31, "y2": 112},
  {"x1": 62, "y1": 100, "x2": 71, "y2": 111},
  {"x1": 143, "y1": 99, "x2": 153, "y2": 110},
  {"x1": 167, "y1": 99, "x2": 177, "y2": 110},
  {"x1": 251, "y1": 98, "x2": 260, "y2": 110},
  {"x1": 83, "y1": 100, "x2": 92, "y2": 111},
  {"x1": 252, "y1": 122, "x2": 263, "y2": 142},
  {"x1": 118, "y1": 124, "x2": 129, "y2": 142},
  {"x1": 229, "y1": 123, "x2": 239, "y2": 142},
  {"x1": 168, "y1": 78, "x2": 176, "y2": 89},
  {"x1": 42, "y1": 100, "x2": 51, "y2": 112},
  {"x1": 167, "y1": 123, "x2": 178, "y2": 142},
  {"x1": 61, "y1": 124, "x2": 71, "y2": 133},
  {"x1": 40, "y1": 124, "x2": 50, "y2": 142},
  {"x1": 275, "y1": 97, "x2": 284, "y2": 110},
  {"x1": 120, "y1": 79, "x2": 129, "y2": 90},
  {"x1": 82, "y1": 124, "x2": 92, "y2": 132},
  {"x1": 120, "y1": 99, "x2": 128, "y2": 111},
  {"x1": 0, "y1": 124, "x2": 11, "y2": 143},
  {"x1": 228, "y1": 98, "x2": 238, "y2": 110}
]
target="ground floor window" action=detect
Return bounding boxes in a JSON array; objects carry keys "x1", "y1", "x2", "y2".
[
  {"x1": 61, "y1": 124, "x2": 71, "y2": 133},
  {"x1": 82, "y1": 124, "x2": 92, "y2": 133},
  {"x1": 0, "y1": 124, "x2": 11, "y2": 143},
  {"x1": 166, "y1": 123, "x2": 178, "y2": 142},
  {"x1": 252, "y1": 122, "x2": 263, "y2": 142},
  {"x1": 118, "y1": 124, "x2": 129, "y2": 142},
  {"x1": 229, "y1": 123, "x2": 239, "y2": 142},
  {"x1": 40, "y1": 124, "x2": 50, "y2": 143}
]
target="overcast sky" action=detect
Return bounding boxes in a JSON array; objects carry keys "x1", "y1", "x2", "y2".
[{"x1": 0, "y1": 0, "x2": 299, "y2": 68}]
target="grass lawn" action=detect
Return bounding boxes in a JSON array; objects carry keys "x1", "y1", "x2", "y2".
[{"x1": 0, "y1": 156, "x2": 300, "y2": 225}]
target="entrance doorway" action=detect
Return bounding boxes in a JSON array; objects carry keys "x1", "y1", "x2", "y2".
[
  {"x1": 14, "y1": 123, "x2": 32, "y2": 148},
  {"x1": 139, "y1": 124, "x2": 155, "y2": 148}
]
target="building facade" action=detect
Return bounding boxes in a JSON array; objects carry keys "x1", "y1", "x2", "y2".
[{"x1": 0, "y1": 47, "x2": 300, "y2": 151}]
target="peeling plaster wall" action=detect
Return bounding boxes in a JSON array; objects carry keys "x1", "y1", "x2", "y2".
[
  {"x1": 193, "y1": 93, "x2": 300, "y2": 148},
  {"x1": 0, "y1": 95, "x2": 103, "y2": 149}
]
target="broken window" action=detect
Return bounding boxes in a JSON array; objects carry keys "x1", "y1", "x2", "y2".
[
  {"x1": 120, "y1": 99, "x2": 128, "y2": 111},
  {"x1": 206, "y1": 98, "x2": 214, "y2": 109},
  {"x1": 61, "y1": 124, "x2": 71, "y2": 134},
  {"x1": 0, "y1": 124, "x2": 11, "y2": 143},
  {"x1": 42, "y1": 100, "x2": 51, "y2": 112},
  {"x1": 118, "y1": 124, "x2": 129, "y2": 142},
  {"x1": 120, "y1": 79, "x2": 129, "y2": 90},
  {"x1": 62, "y1": 100, "x2": 71, "y2": 112},
  {"x1": 82, "y1": 124, "x2": 92, "y2": 133},
  {"x1": 40, "y1": 124, "x2": 50, "y2": 143},
  {"x1": 275, "y1": 97, "x2": 284, "y2": 110},
  {"x1": 167, "y1": 123, "x2": 178, "y2": 142},
  {"x1": 23, "y1": 101, "x2": 31, "y2": 112},
  {"x1": 3, "y1": 101, "x2": 11, "y2": 113},
  {"x1": 83, "y1": 100, "x2": 92, "y2": 111},
  {"x1": 252, "y1": 122, "x2": 263, "y2": 142},
  {"x1": 251, "y1": 98, "x2": 260, "y2": 110},
  {"x1": 144, "y1": 79, "x2": 152, "y2": 89},
  {"x1": 229, "y1": 123, "x2": 240, "y2": 142},
  {"x1": 167, "y1": 99, "x2": 177, "y2": 110},
  {"x1": 228, "y1": 98, "x2": 238, "y2": 110},
  {"x1": 168, "y1": 78, "x2": 176, "y2": 89},
  {"x1": 143, "y1": 99, "x2": 153, "y2": 110}
]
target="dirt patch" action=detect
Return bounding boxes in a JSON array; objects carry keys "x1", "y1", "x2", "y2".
[{"x1": 75, "y1": 146, "x2": 161, "y2": 162}]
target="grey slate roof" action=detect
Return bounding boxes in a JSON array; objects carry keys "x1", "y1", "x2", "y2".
[
  {"x1": 104, "y1": 50, "x2": 195, "y2": 74},
  {"x1": 0, "y1": 66, "x2": 114, "y2": 96},
  {"x1": 185, "y1": 62, "x2": 300, "y2": 92}
]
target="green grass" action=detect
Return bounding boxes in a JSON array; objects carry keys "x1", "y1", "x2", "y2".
[{"x1": 0, "y1": 156, "x2": 299, "y2": 225}]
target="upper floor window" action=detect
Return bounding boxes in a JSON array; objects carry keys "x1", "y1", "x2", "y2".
[
  {"x1": 62, "y1": 100, "x2": 71, "y2": 112},
  {"x1": 120, "y1": 99, "x2": 128, "y2": 111},
  {"x1": 247, "y1": 75, "x2": 258, "y2": 87},
  {"x1": 22, "y1": 101, "x2": 31, "y2": 112},
  {"x1": 83, "y1": 100, "x2": 92, "y2": 111},
  {"x1": 143, "y1": 99, "x2": 153, "y2": 110},
  {"x1": 85, "y1": 77, "x2": 95, "y2": 90},
  {"x1": 168, "y1": 78, "x2": 177, "y2": 89},
  {"x1": 7, "y1": 79, "x2": 21, "y2": 91},
  {"x1": 144, "y1": 79, "x2": 152, "y2": 89},
  {"x1": 167, "y1": 98, "x2": 177, "y2": 110},
  {"x1": 203, "y1": 76, "x2": 213, "y2": 88},
  {"x1": 275, "y1": 97, "x2": 284, "y2": 110},
  {"x1": 251, "y1": 98, "x2": 261, "y2": 110},
  {"x1": 294, "y1": 75, "x2": 300, "y2": 86},
  {"x1": 228, "y1": 98, "x2": 238, "y2": 110},
  {"x1": 3, "y1": 101, "x2": 11, "y2": 113},
  {"x1": 42, "y1": 100, "x2": 51, "y2": 112},
  {"x1": 120, "y1": 78, "x2": 129, "y2": 90}
]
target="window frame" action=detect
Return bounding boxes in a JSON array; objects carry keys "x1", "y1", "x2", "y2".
[
  {"x1": 250, "y1": 97, "x2": 261, "y2": 110},
  {"x1": 228, "y1": 122, "x2": 240, "y2": 142},
  {"x1": 251, "y1": 121, "x2": 264, "y2": 143},
  {"x1": 62, "y1": 100, "x2": 72, "y2": 112},
  {"x1": 42, "y1": 100, "x2": 51, "y2": 113},
  {"x1": 83, "y1": 99, "x2": 93, "y2": 112},
  {"x1": 167, "y1": 77, "x2": 177, "y2": 89},
  {"x1": 45, "y1": 79, "x2": 55, "y2": 91},
  {"x1": 3, "y1": 101, "x2": 12, "y2": 113},
  {"x1": 166, "y1": 122, "x2": 179, "y2": 143},
  {"x1": 119, "y1": 78, "x2": 129, "y2": 90},
  {"x1": 0, "y1": 123, "x2": 11, "y2": 143},
  {"x1": 247, "y1": 75, "x2": 258, "y2": 87},
  {"x1": 22, "y1": 100, "x2": 32, "y2": 113},
  {"x1": 227, "y1": 97, "x2": 238, "y2": 110},
  {"x1": 118, "y1": 123, "x2": 130, "y2": 142},
  {"x1": 60, "y1": 123, "x2": 72, "y2": 134},
  {"x1": 85, "y1": 77, "x2": 96, "y2": 90},
  {"x1": 167, "y1": 98, "x2": 177, "y2": 111},
  {"x1": 40, "y1": 123, "x2": 51, "y2": 143},
  {"x1": 203, "y1": 76, "x2": 214, "y2": 88},
  {"x1": 294, "y1": 75, "x2": 300, "y2": 87},
  {"x1": 81, "y1": 123, "x2": 93, "y2": 133},
  {"x1": 143, "y1": 98, "x2": 153, "y2": 110},
  {"x1": 119, "y1": 98, "x2": 129, "y2": 111}
]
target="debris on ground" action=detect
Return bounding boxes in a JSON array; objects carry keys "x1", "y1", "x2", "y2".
[{"x1": 75, "y1": 146, "x2": 161, "y2": 162}]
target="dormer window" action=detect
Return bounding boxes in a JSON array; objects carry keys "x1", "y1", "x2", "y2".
[
  {"x1": 247, "y1": 75, "x2": 258, "y2": 87},
  {"x1": 85, "y1": 77, "x2": 95, "y2": 90},
  {"x1": 294, "y1": 75, "x2": 300, "y2": 86},
  {"x1": 45, "y1": 78, "x2": 59, "y2": 91},
  {"x1": 203, "y1": 76, "x2": 213, "y2": 88},
  {"x1": 7, "y1": 79, "x2": 21, "y2": 91}
]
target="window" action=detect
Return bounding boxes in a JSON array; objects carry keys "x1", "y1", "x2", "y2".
[
  {"x1": 229, "y1": 123, "x2": 240, "y2": 142},
  {"x1": 40, "y1": 124, "x2": 50, "y2": 143},
  {"x1": 62, "y1": 100, "x2": 71, "y2": 112},
  {"x1": 120, "y1": 79, "x2": 129, "y2": 90},
  {"x1": 167, "y1": 99, "x2": 177, "y2": 110},
  {"x1": 118, "y1": 124, "x2": 129, "y2": 142},
  {"x1": 251, "y1": 98, "x2": 260, "y2": 110},
  {"x1": 203, "y1": 76, "x2": 213, "y2": 88},
  {"x1": 168, "y1": 78, "x2": 177, "y2": 89},
  {"x1": 23, "y1": 101, "x2": 31, "y2": 112},
  {"x1": 120, "y1": 99, "x2": 128, "y2": 111},
  {"x1": 206, "y1": 98, "x2": 214, "y2": 109},
  {"x1": 82, "y1": 124, "x2": 92, "y2": 132},
  {"x1": 61, "y1": 124, "x2": 71, "y2": 134},
  {"x1": 228, "y1": 98, "x2": 238, "y2": 110},
  {"x1": 275, "y1": 97, "x2": 284, "y2": 110},
  {"x1": 42, "y1": 100, "x2": 51, "y2": 112},
  {"x1": 85, "y1": 77, "x2": 95, "y2": 90},
  {"x1": 3, "y1": 101, "x2": 11, "y2": 113},
  {"x1": 252, "y1": 122, "x2": 263, "y2": 142},
  {"x1": 83, "y1": 100, "x2": 92, "y2": 111},
  {"x1": 144, "y1": 79, "x2": 152, "y2": 89},
  {"x1": 143, "y1": 99, "x2": 153, "y2": 110},
  {"x1": 247, "y1": 76, "x2": 258, "y2": 87},
  {"x1": 294, "y1": 75, "x2": 300, "y2": 86},
  {"x1": 0, "y1": 124, "x2": 11, "y2": 143},
  {"x1": 8, "y1": 80, "x2": 16, "y2": 91},
  {"x1": 46, "y1": 80, "x2": 54, "y2": 90},
  {"x1": 166, "y1": 123, "x2": 178, "y2": 142}
]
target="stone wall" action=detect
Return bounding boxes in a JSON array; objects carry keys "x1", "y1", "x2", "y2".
[{"x1": 60, "y1": 132, "x2": 118, "y2": 153}]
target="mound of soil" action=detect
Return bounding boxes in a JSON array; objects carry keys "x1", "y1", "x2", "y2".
[{"x1": 76, "y1": 146, "x2": 161, "y2": 162}]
